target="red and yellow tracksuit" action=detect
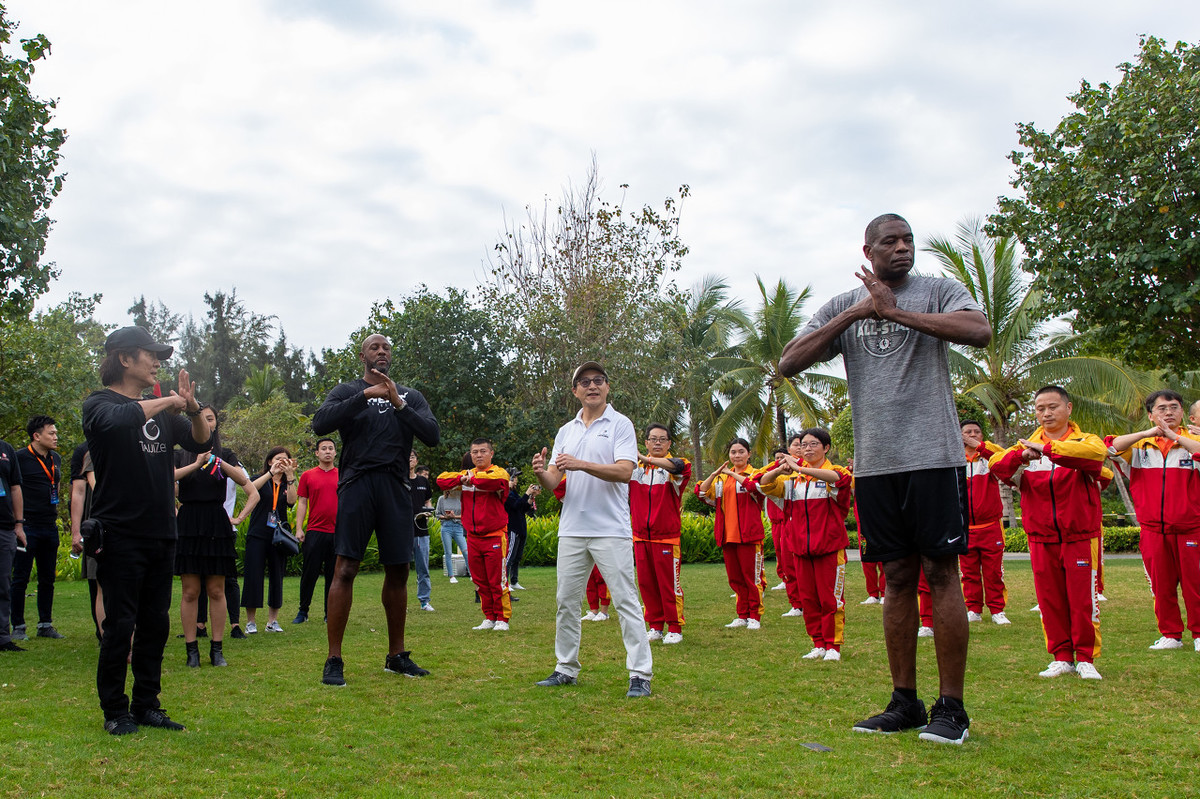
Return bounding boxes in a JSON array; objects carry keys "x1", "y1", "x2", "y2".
[
  {"x1": 756, "y1": 461, "x2": 853, "y2": 652},
  {"x1": 1107, "y1": 429, "x2": 1200, "y2": 641},
  {"x1": 586, "y1": 565, "x2": 611, "y2": 612},
  {"x1": 629, "y1": 456, "x2": 691, "y2": 634},
  {"x1": 764, "y1": 460, "x2": 801, "y2": 611},
  {"x1": 991, "y1": 423, "x2": 1111, "y2": 664},
  {"x1": 962, "y1": 441, "x2": 1009, "y2": 615},
  {"x1": 698, "y1": 465, "x2": 767, "y2": 621},
  {"x1": 436, "y1": 465, "x2": 511, "y2": 622}
]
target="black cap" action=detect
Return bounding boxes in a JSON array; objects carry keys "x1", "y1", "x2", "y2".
[{"x1": 104, "y1": 326, "x2": 174, "y2": 359}]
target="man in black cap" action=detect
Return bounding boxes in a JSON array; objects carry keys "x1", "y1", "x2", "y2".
[{"x1": 82, "y1": 326, "x2": 211, "y2": 735}]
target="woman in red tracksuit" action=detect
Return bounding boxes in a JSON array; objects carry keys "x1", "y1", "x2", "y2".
[
  {"x1": 756, "y1": 429, "x2": 853, "y2": 660},
  {"x1": 697, "y1": 438, "x2": 766, "y2": 629}
]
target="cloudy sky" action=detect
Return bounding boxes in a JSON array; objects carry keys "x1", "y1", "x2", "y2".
[{"x1": 10, "y1": 0, "x2": 1200, "y2": 355}]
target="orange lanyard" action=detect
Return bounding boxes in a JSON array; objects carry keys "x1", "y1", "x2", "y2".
[
  {"x1": 27, "y1": 446, "x2": 57, "y2": 484},
  {"x1": 271, "y1": 479, "x2": 281, "y2": 511}
]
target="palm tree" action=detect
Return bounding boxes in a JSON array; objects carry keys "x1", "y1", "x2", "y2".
[
  {"x1": 239, "y1": 364, "x2": 287, "y2": 407},
  {"x1": 709, "y1": 277, "x2": 841, "y2": 461}
]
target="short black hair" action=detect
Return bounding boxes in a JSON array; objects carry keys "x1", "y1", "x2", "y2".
[
  {"x1": 315, "y1": 437, "x2": 336, "y2": 450},
  {"x1": 263, "y1": 446, "x2": 292, "y2": 476},
  {"x1": 99, "y1": 348, "x2": 140, "y2": 387},
  {"x1": 644, "y1": 423, "x2": 670, "y2": 440},
  {"x1": 865, "y1": 213, "x2": 909, "y2": 245},
  {"x1": 795, "y1": 428, "x2": 832, "y2": 448},
  {"x1": 470, "y1": 438, "x2": 493, "y2": 448},
  {"x1": 26, "y1": 415, "x2": 55, "y2": 440},
  {"x1": 415, "y1": 465, "x2": 430, "y2": 475},
  {"x1": 1033, "y1": 385, "x2": 1071, "y2": 403},
  {"x1": 1144, "y1": 390, "x2": 1185, "y2": 414},
  {"x1": 960, "y1": 419, "x2": 984, "y2": 431},
  {"x1": 727, "y1": 437, "x2": 752, "y2": 454}
]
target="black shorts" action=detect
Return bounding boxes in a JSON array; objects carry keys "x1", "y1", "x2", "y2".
[
  {"x1": 334, "y1": 471, "x2": 413, "y2": 565},
  {"x1": 856, "y1": 467, "x2": 968, "y2": 563}
]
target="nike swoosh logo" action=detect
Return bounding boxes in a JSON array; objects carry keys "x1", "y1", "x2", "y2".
[{"x1": 948, "y1": 537, "x2": 962, "y2": 544}]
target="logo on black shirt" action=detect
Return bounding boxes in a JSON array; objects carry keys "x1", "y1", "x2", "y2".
[
  {"x1": 141, "y1": 418, "x2": 167, "y2": 454},
  {"x1": 368, "y1": 398, "x2": 392, "y2": 414}
]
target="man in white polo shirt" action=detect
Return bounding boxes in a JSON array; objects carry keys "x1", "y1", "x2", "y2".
[{"x1": 531, "y1": 361, "x2": 653, "y2": 697}]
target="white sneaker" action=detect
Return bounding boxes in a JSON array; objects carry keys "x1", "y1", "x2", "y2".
[
  {"x1": 878, "y1": 597, "x2": 885, "y2": 605},
  {"x1": 1096, "y1": 593, "x2": 1107, "y2": 602},
  {"x1": 594, "y1": 612, "x2": 610, "y2": 622},
  {"x1": 493, "y1": 621, "x2": 509, "y2": 631},
  {"x1": 860, "y1": 596, "x2": 880, "y2": 605},
  {"x1": 1076, "y1": 661, "x2": 1102, "y2": 680},
  {"x1": 265, "y1": 620, "x2": 284, "y2": 633},
  {"x1": 966, "y1": 611, "x2": 983, "y2": 622},
  {"x1": 1039, "y1": 660, "x2": 1075, "y2": 678},
  {"x1": 730, "y1": 593, "x2": 737, "y2": 598},
  {"x1": 473, "y1": 619, "x2": 496, "y2": 630},
  {"x1": 1149, "y1": 636, "x2": 1183, "y2": 650},
  {"x1": 1195, "y1": 639, "x2": 1200, "y2": 653},
  {"x1": 449, "y1": 576, "x2": 458, "y2": 584},
  {"x1": 1030, "y1": 604, "x2": 1041, "y2": 613},
  {"x1": 421, "y1": 603, "x2": 435, "y2": 612},
  {"x1": 245, "y1": 621, "x2": 257, "y2": 634},
  {"x1": 823, "y1": 649, "x2": 841, "y2": 662},
  {"x1": 725, "y1": 618, "x2": 748, "y2": 629},
  {"x1": 646, "y1": 629, "x2": 664, "y2": 642},
  {"x1": 746, "y1": 619, "x2": 761, "y2": 630},
  {"x1": 581, "y1": 611, "x2": 598, "y2": 621},
  {"x1": 781, "y1": 607, "x2": 804, "y2": 617},
  {"x1": 770, "y1": 581, "x2": 787, "y2": 591},
  {"x1": 991, "y1": 612, "x2": 1011, "y2": 625},
  {"x1": 662, "y1": 632, "x2": 683, "y2": 645},
  {"x1": 917, "y1": 626, "x2": 934, "y2": 638},
  {"x1": 802, "y1": 647, "x2": 827, "y2": 659},
  {"x1": 512, "y1": 583, "x2": 526, "y2": 591}
]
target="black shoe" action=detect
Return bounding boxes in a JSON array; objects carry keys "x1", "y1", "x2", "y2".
[
  {"x1": 210, "y1": 640, "x2": 227, "y2": 667},
  {"x1": 185, "y1": 641, "x2": 200, "y2": 669},
  {"x1": 292, "y1": 611, "x2": 308, "y2": 624},
  {"x1": 11, "y1": 625, "x2": 27, "y2": 641},
  {"x1": 195, "y1": 626, "x2": 207, "y2": 639},
  {"x1": 323, "y1": 656, "x2": 346, "y2": 687},
  {"x1": 36, "y1": 625, "x2": 64, "y2": 639},
  {"x1": 0, "y1": 641, "x2": 27, "y2": 652},
  {"x1": 230, "y1": 625, "x2": 247, "y2": 640},
  {"x1": 919, "y1": 697, "x2": 970, "y2": 744},
  {"x1": 852, "y1": 692, "x2": 927, "y2": 734},
  {"x1": 104, "y1": 715, "x2": 138, "y2": 736},
  {"x1": 510, "y1": 595, "x2": 519, "y2": 602},
  {"x1": 384, "y1": 651, "x2": 429, "y2": 678},
  {"x1": 135, "y1": 708, "x2": 185, "y2": 731},
  {"x1": 626, "y1": 676, "x2": 651, "y2": 697},
  {"x1": 535, "y1": 671, "x2": 577, "y2": 687}
]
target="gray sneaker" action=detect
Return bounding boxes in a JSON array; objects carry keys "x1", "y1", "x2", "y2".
[
  {"x1": 11, "y1": 625, "x2": 27, "y2": 641},
  {"x1": 626, "y1": 676, "x2": 652, "y2": 698},
  {"x1": 37, "y1": 625, "x2": 64, "y2": 639},
  {"x1": 535, "y1": 671, "x2": 577, "y2": 687}
]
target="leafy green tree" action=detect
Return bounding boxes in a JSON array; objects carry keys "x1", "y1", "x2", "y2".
[
  {"x1": 220, "y1": 393, "x2": 310, "y2": 477},
  {"x1": 176, "y1": 289, "x2": 274, "y2": 408},
  {"x1": 128, "y1": 295, "x2": 182, "y2": 350},
  {"x1": 991, "y1": 36, "x2": 1200, "y2": 372},
  {"x1": 710, "y1": 277, "x2": 840, "y2": 461},
  {"x1": 238, "y1": 364, "x2": 286, "y2": 406},
  {"x1": 0, "y1": 10, "x2": 66, "y2": 317}
]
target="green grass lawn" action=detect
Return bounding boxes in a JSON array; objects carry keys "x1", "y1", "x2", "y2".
[{"x1": 1, "y1": 559, "x2": 1197, "y2": 798}]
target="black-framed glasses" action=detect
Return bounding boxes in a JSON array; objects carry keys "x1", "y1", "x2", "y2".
[
  {"x1": 646, "y1": 436, "x2": 670, "y2": 443},
  {"x1": 576, "y1": 376, "x2": 607, "y2": 388}
]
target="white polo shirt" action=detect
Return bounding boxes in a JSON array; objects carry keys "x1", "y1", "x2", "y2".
[{"x1": 549, "y1": 403, "x2": 638, "y2": 538}]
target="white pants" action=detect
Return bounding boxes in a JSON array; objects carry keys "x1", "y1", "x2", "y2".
[{"x1": 553, "y1": 536, "x2": 653, "y2": 680}]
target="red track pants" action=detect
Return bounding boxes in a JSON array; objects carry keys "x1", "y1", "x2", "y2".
[
  {"x1": 723, "y1": 541, "x2": 764, "y2": 621},
  {"x1": 1030, "y1": 538, "x2": 1101, "y2": 663},
  {"x1": 634, "y1": 539, "x2": 684, "y2": 634},
  {"x1": 793, "y1": 549, "x2": 846, "y2": 651},
  {"x1": 960, "y1": 521, "x2": 1008, "y2": 614},
  {"x1": 467, "y1": 532, "x2": 511, "y2": 622},
  {"x1": 585, "y1": 565, "x2": 610, "y2": 611},
  {"x1": 1140, "y1": 528, "x2": 1200, "y2": 640}
]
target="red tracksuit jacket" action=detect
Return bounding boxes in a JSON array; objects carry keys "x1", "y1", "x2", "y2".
[
  {"x1": 964, "y1": 441, "x2": 1004, "y2": 530},
  {"x1": 697, "y1": 466, "x2": 765, "y2": 545},
  {"x1": 1107, "y1": 430, "x2": 1200, "y2": 535},
  {"x1": 755, "y1": 460, "x2": 853, "y2": 557},
  {"x1": 629, "y1": 456, "x2": 692, "y2": 542},
  {"x1": 436, "y1": 465, "x2": 510, "y2": 535}
]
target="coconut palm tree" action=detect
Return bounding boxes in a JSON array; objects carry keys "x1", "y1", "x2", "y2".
[{"x1": 709, "y1": 276, "x2": 841, "y2": 461}]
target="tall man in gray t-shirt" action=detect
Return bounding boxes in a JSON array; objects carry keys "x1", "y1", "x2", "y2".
[{"x1": 780, "y1": 214, "x2": 991, "y2": 745}]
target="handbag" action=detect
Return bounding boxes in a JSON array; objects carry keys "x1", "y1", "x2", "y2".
[{"x1": 272, "y1": 523, "x2": 300, "y2": 557}]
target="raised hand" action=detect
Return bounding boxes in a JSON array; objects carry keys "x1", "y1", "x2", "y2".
[
  {"x1": 532, "y1": 447, "x2": 548, "y2": 473},
  {"x1": 855, "y1": 264, "x2": 897, "y2": 317}
]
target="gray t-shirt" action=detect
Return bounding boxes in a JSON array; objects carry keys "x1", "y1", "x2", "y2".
[{"x1": 801, "y1": 274, "x2": 981, "y2": 478}]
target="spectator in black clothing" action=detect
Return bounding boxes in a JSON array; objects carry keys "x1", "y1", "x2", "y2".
[
  {"x1": 69, "y1": 443, "x2": 103, "y2": 640},
  {"x1": 506, "y1": 471, "x2": 539, "y2": 591},
  {"x1": 82, "y1": 325, "x2": 210, "y2": 735},
  {"x1": 12, "y1": 415, "x2": 64, "y2": 640},
  {"x1": 243, "y1": 447, "x2": 297, "y2": 634},
  {"x1": 0, "y1": 438, "x2": 26, "y2": 652},
  {"x1": 410, "y1": 456, "x2": 434, "y2": 612}
]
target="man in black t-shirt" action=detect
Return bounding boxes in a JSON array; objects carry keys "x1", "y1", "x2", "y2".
[
  {"x1": 82, "y1": 326, "x2": 211, "y2": 736},
  {"x1": 0, "y1": 439, "x2": 27, "y2": 652},
  {"x1": 68, "y1": 442, "x2": 104, "y2": 640},
  {"x1": 12, "y1": 415, "x2": 65, "y2": 640},
  {"x1": 311, "y1": 333, "x2": 440, "y2": 687}
]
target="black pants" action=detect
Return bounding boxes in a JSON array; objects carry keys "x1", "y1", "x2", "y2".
[
  {"x1": 96, "y1": 536, "x2": 174, "y2": 721},
  {"x1": 11, "y1": 523, "x2": 58, "y2": 626},
  {"x1": 508, "y1": 529, "x2": 528, "y2": 584},
  {"x1": 196, "y1": 576, "x2": 241, "y2": 626},
  {"x1": 0, "y1": 528, "x2": 16, "y2": 645},
  {"x1": 298, "y1": 532, "x2": 336, "y2": 615},
  {"x1": 241, "y1": 535, "x2": 284, "y2": 610}
]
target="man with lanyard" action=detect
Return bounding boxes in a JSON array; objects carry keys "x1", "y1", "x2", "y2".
[
  {"x1": 532, "y1": 362, "x2": 653, "y2": 697},
  {"x1": 311, "y1": 333, "x2": 440, "y2": 687},
  {"x1": 1107, "y1": 390, "x2": 1200, "y2": 652},
  {"x1": 959, "y1": 420, "x2": 1009, "y2": 626},
  {"x1": 0, "y1": 437, "x2": 26, "y2": 652},
  {"x1": 630, "y1": 423, "x2": 691, "y2": 644},
  {"x1": 83, "y1": 326, "x2": 211, "y2": 734},
  {"x1": 294, "y1": 438, "x2": 339, "y2": 624},
  {"x1": 11, "y1": 415, "x2": 65, "y2": 640}
]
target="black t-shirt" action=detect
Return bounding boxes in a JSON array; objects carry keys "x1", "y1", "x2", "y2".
[
  {"x1": 410, "y1": 474, "x2": 431, "y2": 537},
  {"x1": 81, "y1": 389, "x2": 212, "y2": 539},
  {"x1": 247, "y1": 475, "x2": 293, "y2": 541},
  {"x1": 0, "y1": 440, "x2": 23, "y2": 529},
  {"x1": 176, "y1": 447, "x2": 241, "y2": 505},
  {"x1": 69, "y1": 443, "x2": 93, "y2": 525},
  {"x1": 16, "y1": 445, "x2": 62, "y2": 526},
  {"x1": 311, "y1": 379, "x2": 440, "y2": 488}
]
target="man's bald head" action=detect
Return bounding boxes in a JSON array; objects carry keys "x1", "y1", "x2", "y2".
[{"x1": 360, "y1": 333, "x2": 392, "y2": 376}]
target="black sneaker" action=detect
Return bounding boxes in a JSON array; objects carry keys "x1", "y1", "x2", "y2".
[
  {"x1": 0, "y1": 641, "x2": 27, "y2": 652},
  {"x1": 535, "y1": 671, "x2": 577, "y2": 687},
  {"x1": 36, "y1": 625, "x2": 64, "y2": 639},
  {"x1": 135, "y1": 708, "x2": 185, "y2": 731},
  {"x1": 230, "y1": 625, "x2": 247, "y2": 640},
  {"x1": 384, "y1": 651, "x2": 429, "y2": 678},
  {"x1": 195, "y1": 626, "x2": 207, "y2": 639},
  {"x1": 919, "y1": 697, "x2": 970, "y2": 745},
  {"x1": 292, "y1": 611, "x2": 308, "y2": 624},
  {"x1": 104, "y1": 715, "x2": 138, "y2": 736},
  {"x1": 322, "y1": 656, "x2": 346, "y2": 687},
  {"x1": 626, "y1": 676, "x2": 652, "y2": 698},
  {"x1": 11, "y1": 625, "x2": 27, "y2": 641},
  {"x1": 852, "y1": 692, "x2": 927, "y2": 734}
]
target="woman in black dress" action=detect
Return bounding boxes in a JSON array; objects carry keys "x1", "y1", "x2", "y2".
[
  {"x1": 243, "y1": 446, "x2": 297, "y2": 633},
  {"x1": 174, "y1": 404, "x2": 259, "y2": 667}
]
